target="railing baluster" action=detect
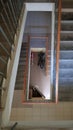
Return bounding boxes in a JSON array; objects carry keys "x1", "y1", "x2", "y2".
[
  {"x1": 0, "y1": 57, "x2": 7, "y2": 65},
  {"x1": 0, "y1": 72, "x2": 5, "y2": 78},
  {"x1": 0, "y1": 43, "x2": 10, "y2": 57},
  {"x1": 0, "y1": 27, "x2": 12, "y2": 48},
  {"x1": 8, "y1": 0, "x2": 17, "y2": 26},
  {"x1": 11, "y1": 0, "x2": 19, "y2": 21},
  {"x1": 1, "y1": 0, "x2": 15, "y2": 36},
  {"x1": 0, "y1": 13, "x2": 14, "y2": 39},
  {"x1": 0, "y1": 15, "x2": 14, "y2": 44},
  {"x1": 7, "y1": 3, "x2": 16, "y2": 30}
]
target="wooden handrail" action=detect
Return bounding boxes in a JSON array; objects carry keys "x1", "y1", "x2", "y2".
[{"x1": 55, "y1": 0, "x2": 62, "y2": 103}]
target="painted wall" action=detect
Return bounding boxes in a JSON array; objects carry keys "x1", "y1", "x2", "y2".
[
  {"x1": 30, "y1": 39, "x2": 46, "y2": 48},
  {"x1": 23, "y1": 11, "x2": 52, "y2": 46}
]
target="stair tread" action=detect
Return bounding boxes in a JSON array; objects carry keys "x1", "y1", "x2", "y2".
[
  {"x1": 62, "y1": 8, "x2": 73, "y2": 12},
  {"x1": 60, "y1": 41, "x2": 73, "y2": 43},
  {"x1": 61, "y1": 20, "x2": 73, "y2": 24},
  {"x1": 61, "y1": 30, "x2": 73, "y2": 33},
  {"x1": 60, "y1": 50, "x2": 73, "y2": 52}
]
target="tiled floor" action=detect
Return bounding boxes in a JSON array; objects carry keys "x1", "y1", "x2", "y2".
[{"x1": 11, "y1": 102, "x2": 73, "y2": 121}]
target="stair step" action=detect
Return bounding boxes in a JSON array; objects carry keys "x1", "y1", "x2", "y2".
[
  {"x1": 61, "y1": 31, "x2": 73, "y2": 33},
  {"x1": 20, "y1": 54, "x2": 27, "y2": 57},
  {"x1": 59, "y1": 60, "x2": 73, "y2": 68},
  {"x1": 59, "y1": 86, "x2": 73, "y2": 101},
  {"x1": 60, "y1": 41, "x2": 73, "y2": 50},
  {"x1": 17, "y1": 74, "x2": 26, "y2": 79},
  {"x1": 59, "y1": 78, "x2": 73, "y2": 84},
  {"x1": 16, "y1": 78, "x2": 27, "y2": 82},
  {"x1": 19, "y1": 57, "x2": 27, "y2": 60},
  {"x1": 59, "y1": 85, "x2": 73, "y2": 89},
  {"x1": 19, "y1": 61, "x2": 26, "y2": 64},
  {"x1": 60, "y1": 41, "x2": 73, "y2": 43},
  {"x1": 17, "y1": 69, "x2": 25, "y2": 73},
  {"x1": 62, "y1": 8, "x2": 73, "y2": 12},
  {"x1": 60, "y1": 51, "x2": 73, "y2": 59},
  {"x1": 18, "y1": 64, "x2": 26, "y2": 67},
  {"x1": 15, "y1": 84, "x2": 23, "y2": 90},
  {"x1": 62, "y1": 13, "x2": 73, "y2": 21},
  {"x1": 60, "y1": 46, "x2": 73, "y2": 50},
  {"x1": 20, "y1": 51, "x2": 28, "y2": 55},
  {"x1": 16, "y1": 73, "x2": 25, "y2": 78},
  {"x1": 59, "y1": 69, "x2": 73, "y2": 78},
  {"x1": 16, "y1": 80, "x2": 24, "y2": 84},
  {"x1": 17, "y1": 69, "x2": 26, "y2": 73},
  {"x1": 61, "y1": 20, "x2": 73, "y2": 24},
  {"x1": 61, "y1": 33, "x2": 73, "y2": 41},
  {"x1": 16, "y1": 71, "x2": 25, "y2": 76},
  {"x1": 61, "y1": 24, "x2": 73, "y2": 31},
  {"x1": 19, "y1": 59, "x2": 26, "y2": 62},
  {"x1": 17, "y1": 74, "x2": 27, "y2": 79},
  {"x1": 54, "y1": 70, "x2": 73, "y2": 79},
  {"x1": 59, "y1": 96, "x2": 73, "y2": 101}
]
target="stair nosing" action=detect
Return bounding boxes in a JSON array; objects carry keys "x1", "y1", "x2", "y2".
[
  {"x1": 60, "y1": 41, "x2": 73, "y2": 43},
  {"x1": 62, "y1": 8, "x2": 73, "y2": 12},
  {"x1": 61, "y1": 20, "x2": 73, "y2": 24},
  {"x1": 61, "y1": 31, "x2": 73, "y2": 33},
  {"x1": 59, "y1": 59, "x2": 73, "y2": 61}
]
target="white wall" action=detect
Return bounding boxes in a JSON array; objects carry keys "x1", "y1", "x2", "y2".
[
  {"x1": 23, "y1": 11, "x2": 51, "y2": 43},
  {"x1": 26, "y1": 3, "x2": 54, "y2": 11}
]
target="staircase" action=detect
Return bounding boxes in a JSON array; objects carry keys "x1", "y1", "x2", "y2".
[
  {"x1": 58, "y1": 1, "x2": 73, "y2": 101},
  {"x1": 0, "y1": 0, "x2": 24, "y2": 108},
  {"x1": 15, "y1": 42, "x2": 29, "y2": 101}
]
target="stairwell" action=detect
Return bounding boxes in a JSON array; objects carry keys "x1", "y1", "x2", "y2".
[{"x1": 58, "y1": 1, "x2": 73, "y2": 101}]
